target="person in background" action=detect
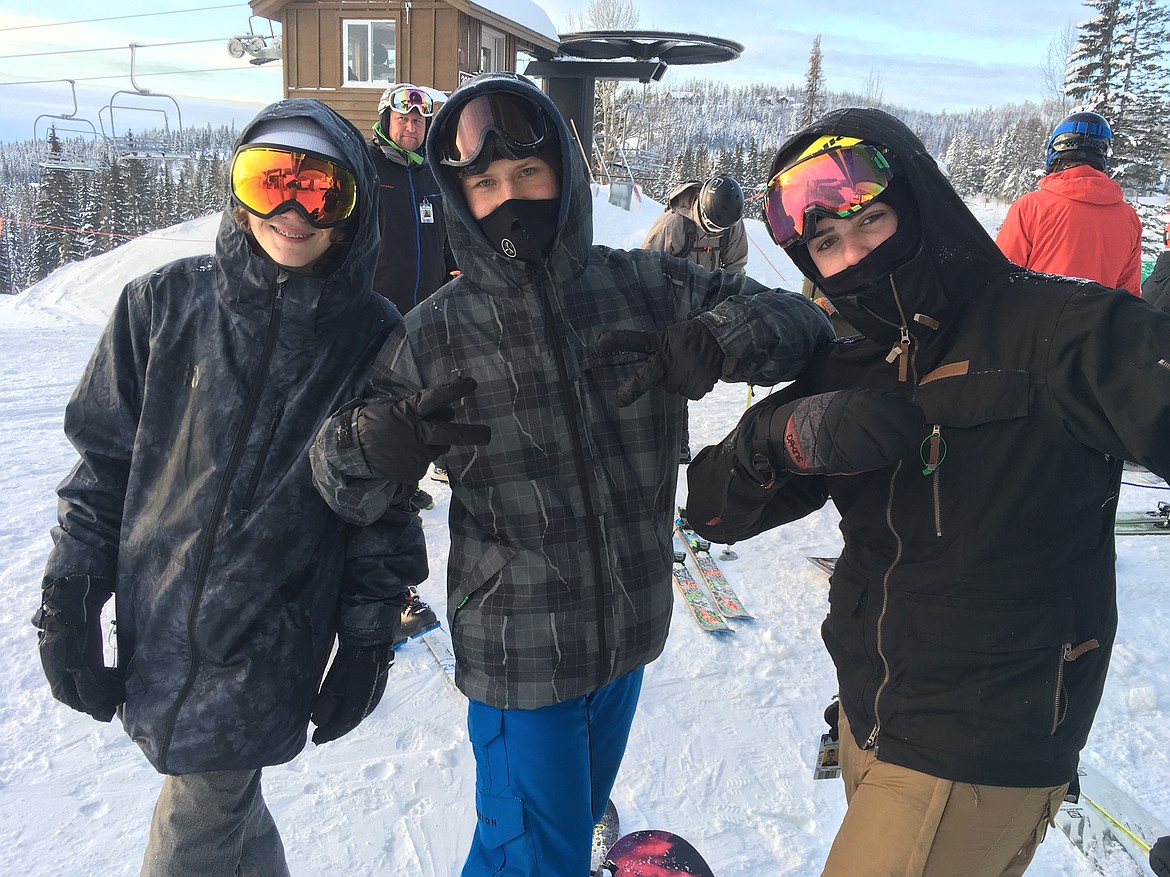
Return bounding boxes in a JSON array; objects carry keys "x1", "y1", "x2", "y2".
[
  {"x1": 1140, "y1": 221, "x2": 1170, "y2": 313},
  {"x1": 368, "y1": 82, "x2": 456, "y2": 636},
  {"x1": 641, "y1": 174, "x2": 748, "y2": 461},
  {"x1": 996, "y1": 110, "x2": 1142, "y2": 295},
  {"x1": 687, "y1": 107, "x2": 1170, "y2": 877},
  {"x1": 33, "y1": 98, "x2": 426, "y2": 877},
  {"x1": 310, "y1": 72, "x2": 833, "y2": 877},
  {"x1": 370, "y1": 82, "x2": 459, "y2": 490}
]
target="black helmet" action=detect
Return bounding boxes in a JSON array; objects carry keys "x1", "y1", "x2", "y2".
[
  {"x1": 1046, "y1": 111, "x2": 1112, "y2": 169},
  {"x1": 698, "y1": 175, "x2": 744, "y2": 233}
]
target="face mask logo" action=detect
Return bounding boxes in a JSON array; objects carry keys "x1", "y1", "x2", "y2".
[{"x1": 500, "y1": 238, "x2": 518, "y2": 259}]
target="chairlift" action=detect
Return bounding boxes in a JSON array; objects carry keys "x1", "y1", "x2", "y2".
[
  {"x1": 227, "y1": 16, "x2": 282, "y2": 66},
  {"x1": 99, "y1": 44, "x2": 191, "y2": 163},
  {"x1": 33, "y1": 79, "x2": 108, "y2": 172}
]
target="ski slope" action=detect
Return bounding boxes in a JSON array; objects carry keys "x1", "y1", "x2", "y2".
[{"x1": 1, "y1": 188, "x2": 1166, "y2": 876}]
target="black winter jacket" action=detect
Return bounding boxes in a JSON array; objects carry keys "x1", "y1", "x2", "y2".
[
  {"x1": 43, "y1": 99, "x2": 427, "y2": 774},
  {"x1": 1141, "y1": 250, "x2": 1170, "y2": 314},
  {"x1": 368, "y1": 136, "x2": 455, "y2": 315},
  {"x1": 687, "y1": 108, "x2": 1170, "y2": 789}
]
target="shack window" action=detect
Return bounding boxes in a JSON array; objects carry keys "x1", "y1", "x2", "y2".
[
  {"x1": 344, "y1": 19, "x2": 396, "y2": 84},
  {"x1": 480, "y1": 26, "x2": 506, "y2": 72}
]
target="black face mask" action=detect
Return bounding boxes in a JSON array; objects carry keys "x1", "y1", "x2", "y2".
[{"x1": 477, "y1": 198, "x2": 560, "y2": 262}]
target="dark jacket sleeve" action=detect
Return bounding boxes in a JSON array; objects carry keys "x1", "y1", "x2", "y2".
[
  {"x1": 1141, "y1": 251, "x2": 1170, "y2": 314},
  {"x1": 1048, "y1": 285, "x2": 1170, "y2": 477},
  {"x1": 44, "y1": 285, "x2": 149, "y2": 582},
  {"x1": 337, "y1": 502, "x2": 428, "y2": 648},
  {"x1": 685, "y1": 383, "x2": 830, "y2": 543}
]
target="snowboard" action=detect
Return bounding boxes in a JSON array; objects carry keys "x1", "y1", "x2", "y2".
[
  {"x1": 1115, "y1": 502, "x2": 1170, "y2": 535},
  {"x1": 420, "y1": 625, "x2": 459, "y2": 689},
  {"x1": 671, "y1": 541, "x2": 730, "y2": 632},
  {"x1": 807, "y1": 556, "x2": 838, "y2": 576},
  {"x1": 1055, "y1": 759, "x2": 1169, "y2": 876},
  {"x1": 601, "y1": 829, "x2": 715, "y2": 877},
  {"x1": 591, "y1": 799, "x2": 621, "y2": 874},
  {"x1": 675, "y1": 509, "x2": 751, "y2": 618}
]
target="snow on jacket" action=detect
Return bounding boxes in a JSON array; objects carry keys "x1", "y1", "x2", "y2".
[
  {"x1": 43, "y1": 99, "x2": 427, "y2": 775},
  {"x1": 640, "y1": 183, "x2": 749, "y2": 274},
  {"x1": 368, "y1": 135, "x2": 456, "y2": 315},
  {"x1": 687, "y1": 108, "x2": 1170, "y2": 790},
  {"x1": 1141, "y1": 249, "x2": 1170, "y2": 314},
  {"x1": 996, "y1": 164, "x2": 1142, "y2": 295},
  {"x1": 310, "y1": 73, "x2": 833, "y2": 710}
]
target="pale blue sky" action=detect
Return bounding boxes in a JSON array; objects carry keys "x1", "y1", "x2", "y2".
[{"x1": 0, "y1": 1, "x2": 1090, "y2": 143}]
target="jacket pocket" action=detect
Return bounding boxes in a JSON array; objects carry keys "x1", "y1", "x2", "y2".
[
  {"x1": 450, "y1": 539, "x2": 518, "y2": 619},
  {"x1": 823, "y1": 556, "x2": 871, "y2": 663},
  {"x1": 915, "y1": 367, "x2": 1030, "y2": 427},
  {"x1": 902, "y1": 592, "x2": 1076, "y2": 737}
]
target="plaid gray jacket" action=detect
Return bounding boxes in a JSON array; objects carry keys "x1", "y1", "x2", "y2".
[{"x1": 310, "y1": 73, "x2": 833, "y2": 709}]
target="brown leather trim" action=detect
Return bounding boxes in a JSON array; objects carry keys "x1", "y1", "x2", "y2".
[{"x1": 919, "y1": 360, "x2": 971, "y2": 385}]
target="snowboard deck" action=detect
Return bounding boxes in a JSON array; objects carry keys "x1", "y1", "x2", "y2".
[
  {"x1": 671, "y1": 540, "x2": 730, "y2": 632},
  {"x1": 601, "y1": 829, "x2": 715, "y2": 877},
  {"x1": 675, "y1": 509, "x2": 751, "y2": 618},
  {"x1": 1115, "y1": 502, "x2": 1170, "y2": 535},
  {"x1": 1055, "y1": 760, "x2": 1168, "y2": 876},
  {"x1": 420, "y1": 625, "x2": 459, "y2": 689},
  {"x1": 806, "y1": 556, "x2": 838, "y2": 576},
  {"x1": 591, "y1": 799, "x2": 620, "y2": 874}
]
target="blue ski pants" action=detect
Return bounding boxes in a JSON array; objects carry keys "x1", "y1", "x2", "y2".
[{"x1": 461, "y1": 666, "x2": 644, "y2": 877}]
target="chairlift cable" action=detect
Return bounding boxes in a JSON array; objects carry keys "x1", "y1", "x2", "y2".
[
  {"x1": 1, "y1": 67, "x2": 253, "y2": 88},
  {"x1": 0, "y1": 5, "x2": 248, "y2": 33},
  {"x1": 0, "y1": 37, "x2": 232, "y2": 61}
]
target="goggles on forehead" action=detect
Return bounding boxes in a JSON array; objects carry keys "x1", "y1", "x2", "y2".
[
  {"x1": 230, "y1": 145, "x2": 358, "y2": 229},
  {"x1": 763, "y1": 143, "x2": 893, "y2": 248},
  {"x1": 438, "y1": 92, "x2": 548, "y2": 170},
  {"x1": 386, "y1": 86, "x2": 435, "y2": 117}
]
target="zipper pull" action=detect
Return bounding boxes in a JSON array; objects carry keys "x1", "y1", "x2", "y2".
[
  {"x1": 885, "y1": 326, "x2": 912, "y2": 382},
  {"x1": 921, "y1": 425, "x2": 945, "y2": 475}
]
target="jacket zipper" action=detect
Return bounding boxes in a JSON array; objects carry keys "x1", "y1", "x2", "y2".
[
  {"x1": 156, "y1": 274, "x2": 287, "y2": 772},
  {"x1": 536, "y1": 263, "x2": 611, "y2": 686},
  {"x1": 240, "y1": 402, "x2": 285, "y2": 512}
]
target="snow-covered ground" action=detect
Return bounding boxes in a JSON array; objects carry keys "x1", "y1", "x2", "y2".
[{"x1": 1, "y1": 188, "x2": 1166, "y2": 876}]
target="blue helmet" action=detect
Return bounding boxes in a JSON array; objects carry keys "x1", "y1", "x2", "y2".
[{"x1": 1045, "y1": 111, "x2": 1112, "y2": 168}]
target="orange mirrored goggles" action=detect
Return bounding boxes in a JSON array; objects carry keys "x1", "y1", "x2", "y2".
[{"x1": 230, "y1": 146, "x2": 358, "y2": 228}]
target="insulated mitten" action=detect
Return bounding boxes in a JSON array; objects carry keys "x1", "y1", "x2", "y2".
[
  {"x1": 596, "y1": 320, "x2": 727, "y2": 407},
  {"x1": 1151, "y1": 836, "x2": 1170, "y2": 877},
  {"x1": 737, "y1": 388, "x2": 923, "y2": 480},
  {"x1": 310, "y1": 644, "x2": 393, "y2": 745},
  {"x1": 356, "y1": 377, "x2": 491, "y2": 483},
  {"x1": 33, "y1": 575, "x2": 125, "y2": 722}
]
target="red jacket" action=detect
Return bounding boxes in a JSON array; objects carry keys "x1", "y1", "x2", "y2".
[{"x1": 996, "y1": 165, "x2": 1142, "y2": 295}]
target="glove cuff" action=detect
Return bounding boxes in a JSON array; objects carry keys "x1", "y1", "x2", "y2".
[{"x1": 33, "y1": 575, "x2": 113, "y2": 630}]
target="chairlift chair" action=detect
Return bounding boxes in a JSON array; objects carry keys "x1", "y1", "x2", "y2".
[
  {"x1": 34, "y1": 79, "x2": 108, "y2": 172},
  {"x1": 99, "y1": 44, "x2": 191, "y2": 163}
]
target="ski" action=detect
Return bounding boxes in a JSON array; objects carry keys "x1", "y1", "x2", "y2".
[
  {"x1": 420, "y1": 625, "x2": 459, "y2": 689},
  {"x1": 1055, "y1": 760, "x2": 1168, "y2": 876},
  {"x1": 601, "y1": 829, "x2": 715, "y2": 877},
  {"x1": 591, "y1": 799, "x2": 621, "y2": 875},
  {"x1": 1115, "y1": 502, "x2": 1170, "y2": 535},
  {"x1": 671, "y1": 541, "x2": 730, "y2": 633},
  {"x1": 675, "y1": 508, "x2": 751, "y2": 619}
]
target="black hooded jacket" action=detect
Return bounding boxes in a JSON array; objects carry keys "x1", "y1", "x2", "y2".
[
  {"x1": 687, "y1": 108, "x2": 1170, "y2": 788},
  {"x1": 44, "y1": 99, "x2": 427, "y2": 774}
]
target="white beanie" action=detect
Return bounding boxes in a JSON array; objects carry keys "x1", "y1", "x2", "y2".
[{"x1": 244, "y1": 116, "x2": 345, "y2": 163}]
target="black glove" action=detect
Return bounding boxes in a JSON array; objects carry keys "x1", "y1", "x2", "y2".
[
  {"x1": 1151, "y1": 836, "x2": 1170, "y2": 877},
  {"x1": 737, "y1": 388, "x2": 923, "y2": 479},
  {"x1": 356, "y1": 377, "x2": 491, "y2": 483},
  {"x1": 596, "y1": 320, "x2": 727, "y2": 407},
  {"x1": 311, "y1": 644, "x2": 393, "y2": 745},
  {"x1": 32, "y1": 575, "x2": 125, "y2": 722}
]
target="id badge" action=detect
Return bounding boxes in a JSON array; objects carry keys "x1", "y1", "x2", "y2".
[{"x1": 420, "y1": 200, "x2": 435, "y2": 224}]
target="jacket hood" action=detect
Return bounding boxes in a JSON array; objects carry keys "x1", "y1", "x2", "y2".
[
  {"x1": 772, "y1": 108, "x2": 1012, "y2": 344},
  {"x1": 1039, "y1": 164, "x2": 1124, "y2": 206},
  {"x1": 217, "y1": 98, "x2": 381, "y2": 333},
  {"x1": 425, "y1": 72, "x2": 593, "y2": 284}
]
